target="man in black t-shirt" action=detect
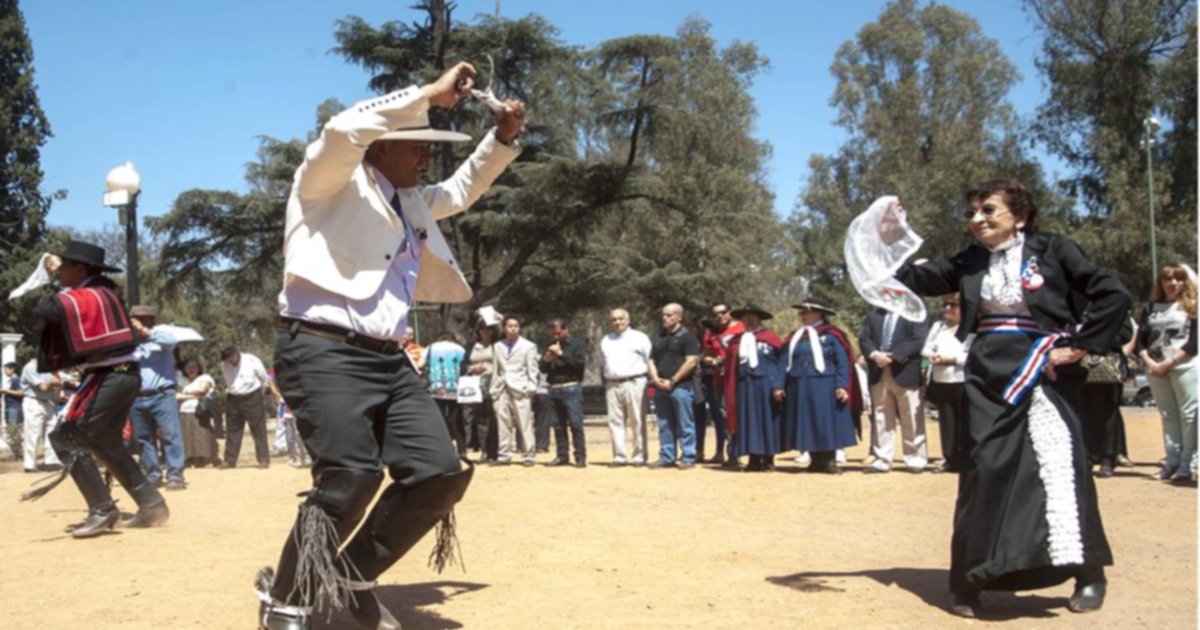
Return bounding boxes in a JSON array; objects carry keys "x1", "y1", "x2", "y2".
[
  {"x1": 648, "y1": 303, "x2": 701, "y2": 469},
  {"x1": 539, "y1": 319, "x2": 589, "y2": 467}
]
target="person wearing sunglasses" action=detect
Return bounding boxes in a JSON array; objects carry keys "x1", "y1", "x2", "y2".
[
  {"x1": 889, "y1": 179, "x2": 1131, "y2": 617},
  {"x1": 921, "y1": 295, "x2": 967, "y2": 473}
]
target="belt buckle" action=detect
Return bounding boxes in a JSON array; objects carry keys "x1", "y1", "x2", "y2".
[{"x1": 381, "y1": 340, "x2": 400, "y2": 355}]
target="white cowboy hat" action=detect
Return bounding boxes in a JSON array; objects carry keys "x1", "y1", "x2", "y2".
[{"x1": 376, "y1": 111, "x2": 471, "y2": 143}]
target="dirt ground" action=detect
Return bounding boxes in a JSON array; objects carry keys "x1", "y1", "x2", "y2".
[{"x1": 0, "y1": 407, "x2": 1194, "y2": 630}]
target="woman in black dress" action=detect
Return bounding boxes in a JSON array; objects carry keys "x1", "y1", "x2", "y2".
[{"x1": 890, "y1": 179, "x2": 1131, "y2": 617}]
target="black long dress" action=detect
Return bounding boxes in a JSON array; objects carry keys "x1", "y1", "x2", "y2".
[{"x1": 897, "y1": 231, "x2": 1131, "y2": 594}]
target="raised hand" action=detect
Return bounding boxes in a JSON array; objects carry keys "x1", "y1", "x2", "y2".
[
  {"x1": 422, "y1": 62, "x2": 477, "y2": 109},
  {"x1": 495, "y1": 99, "x2": 526, "y2": 144}
]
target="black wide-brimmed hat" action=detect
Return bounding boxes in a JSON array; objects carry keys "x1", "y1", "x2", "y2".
[
  {"x1": 730, "y1": 303, "x2": 773, "y2": 321},
  {"x1": 58, "y1": 240, "x2": 122, "y2": 273},
  {"x1": 792, "y1": 300, "x2": 838, "y2": 317}
]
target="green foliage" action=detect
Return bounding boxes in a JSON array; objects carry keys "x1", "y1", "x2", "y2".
[
  {"x1": 143, "y1": 136, "x2": 306, "y2": 361},
  {"x1": 134, "y1": 6, "x2": 784, "y2": 354},
  {"x1": 1025, "y1": 0, "x2": 1197, "y2": 300},
  {"x1": 332, "y1": 8, "x2": 783, "y2": 334},
  {"x1": 0, "y1": 0, "x2": 54, "y2": 345},
  {"x1": 787, "y1": 0, "x2": 1051, "y2": 332}
]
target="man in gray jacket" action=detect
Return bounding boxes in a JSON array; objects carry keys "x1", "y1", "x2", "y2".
[{"x1": 490, "y1": 315, "x2": 541, "y2": 466}]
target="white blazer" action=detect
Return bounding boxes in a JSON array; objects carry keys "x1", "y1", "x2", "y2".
[{"x1": 282, "y1": 86, "x2": 520, "y2": 303}]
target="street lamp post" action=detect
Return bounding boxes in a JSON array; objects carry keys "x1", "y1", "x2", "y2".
[
  {"x1": 1143, "y1": 116, "x2": 1160, "y2": 287},
  {"x1": 103, "y1": 162, "x2": 142, "y2": 305}
]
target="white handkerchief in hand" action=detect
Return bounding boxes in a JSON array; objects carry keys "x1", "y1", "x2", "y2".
[
  {"x1": 8, "y1": 253, "x2": 52, "y2": 300},
  {"x1": 843, "y1": 196, "x2": 927, "y2": 323}
]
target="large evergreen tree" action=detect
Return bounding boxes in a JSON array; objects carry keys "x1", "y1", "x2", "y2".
[
  {"x1": 1026, "y1": 0, "x2": 1197, "y2": 299},
  {"x1": 787, "y1": 0, "x2": 1054, "y2": 330},
  {"x1": 0, "y1": 0, "x2": 54, "y2": 340},
  {"x1": 149, "y1": 5, "x2": 784, "y2": 348}
]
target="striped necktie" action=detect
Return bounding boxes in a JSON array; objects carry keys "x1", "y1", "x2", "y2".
[{"x1": 881, "y1": 312, "x2": 897, "y2": 351}]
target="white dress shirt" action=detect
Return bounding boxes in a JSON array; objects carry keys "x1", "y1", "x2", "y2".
[
  {"x1": 600, "y1": 328, "x2": 652, "y2": 380},
  {"x1": 222, "y1": 353, "x2": 269, "y2": 396},
  {"x1": 921, "y1": 320, "x2": 968, "y2": 384},
  {"x1": 279, "y1": 167, "x2": 422, "y2": 341}
]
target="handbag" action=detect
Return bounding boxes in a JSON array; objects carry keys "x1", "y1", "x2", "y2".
[
  {"x1": 194, "y1": 396, "x2": 219, "y2": 429},
  {"x1": 457, "y1": 375, "x2": 484, "y2": 404},
  {"x1": 1083, "y1": 352, "x2": 1126, "y2": 384}
]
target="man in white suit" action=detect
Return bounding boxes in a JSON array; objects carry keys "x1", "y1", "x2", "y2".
[
  {"x1": 490, "y1": 315, "x2": 541, "y2": 466},
  {"x1": 257, "y1": 62, "x2": 524, "y2": 630}
]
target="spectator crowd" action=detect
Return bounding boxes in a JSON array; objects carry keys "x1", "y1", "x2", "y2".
[{"x1": 1, "y1": 267, "x2": 1194, "y2": 488}]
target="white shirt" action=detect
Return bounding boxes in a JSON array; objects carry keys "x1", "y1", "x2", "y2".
[
  {"x1": 921, "y1": 320, "x2": 968, "y2": 383},
  {"x1": 278, "y1": 167, "x2": 422, "y2": 341},
  {"x1": 179, "y1": 373, "x2": 215, "y2": 414},
  {"x1": 222, "y1": 353, "x2": 269, "y2": 396},
  {"x1": 1147, "y1": 301, "x2": 1197, "y2": 367},
  {"x1": 600, "y1": 328, "x2": 652, "y2": 380}
]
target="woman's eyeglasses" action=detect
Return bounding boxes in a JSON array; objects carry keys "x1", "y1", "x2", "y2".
[{"x1": 961, "y1": 203, "x2": 1008, "y2": 221}]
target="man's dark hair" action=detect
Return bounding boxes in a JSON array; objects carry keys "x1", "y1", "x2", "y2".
[
  {"x1": 3, "y1": 362, "x2": 15, "y2": 370},
  {"x1": 546, "y1": 318, "x2": 568, "y2": 330},
  {"x1": 220, "y1": 344, "x2": 239, "y2": 361},
  {"x1": 502, "y1": 315, "x2": 521, "y2": 327}
]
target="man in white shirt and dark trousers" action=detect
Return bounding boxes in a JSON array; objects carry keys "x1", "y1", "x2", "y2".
[
  {"x1": 256, "y1": 62, "x2": 524, "y2": 630},
  {"x1": 220, "y1": 344, "x2": 273, "y2": 469},
  {"x1": 600, "y1": 308, "x2": 652, "y2": 466}
]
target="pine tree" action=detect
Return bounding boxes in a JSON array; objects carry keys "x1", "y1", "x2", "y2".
[{"x1": 0, "y1": 0, "x2": 54, "y2": 342}]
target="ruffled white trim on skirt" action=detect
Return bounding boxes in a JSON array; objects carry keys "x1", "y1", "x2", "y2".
[{"x1": 1026, "y1": 386, "x2": 1084, "y2": 565}]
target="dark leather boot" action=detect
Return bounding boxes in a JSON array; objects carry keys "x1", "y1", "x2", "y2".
[
  {"x1": 66, "y1": 454, "x2": 120, "y2": 538},
  {"x1": 122, "y1": 481, "x2": 170, "y2": 528},
  {"x1": 1068, "y1": 566, "x2": 1107, "y2": 613},
  {"x1": 267, "y1": 468, "x2": 383, "y2": 609},
  {"x1": 256, "y1": 567, "x2": 310, "y2": 630},
  {"x1": 348, "y1": 584, "x2": 401, "y2": 630},
  {"x1": 949, "y1": 590, "x2": 982, "y2": 618},
  {"x1": 72, "y1": 503, "x2": 120, "y2": 538},
  {"x1": 341, "y1": 462, "x2": 475, "y2": 582}
]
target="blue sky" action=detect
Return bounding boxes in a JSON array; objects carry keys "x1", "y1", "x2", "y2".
[{"x1": 21, "y1": 0, "x2": 1059, "y2": 233}]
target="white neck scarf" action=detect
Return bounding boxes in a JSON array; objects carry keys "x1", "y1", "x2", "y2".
[
  {"x1": 738, "y1": 328, "x2": 760, "y2": 369},
  {"x1": 787, "y1": 320, "x2": 826, "y2": 374},
  {"x1": 982, "y1": 232, "x2": 1025, "y2": 307}
]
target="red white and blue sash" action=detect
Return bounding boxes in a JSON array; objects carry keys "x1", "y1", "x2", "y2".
[{"x1": 976, "y1": 315, "x2": 1068, "y2": 406}]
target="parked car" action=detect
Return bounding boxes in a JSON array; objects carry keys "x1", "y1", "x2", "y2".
[{"x1": 1122, "y1": 373, "x2": 1154, "y2": 408}]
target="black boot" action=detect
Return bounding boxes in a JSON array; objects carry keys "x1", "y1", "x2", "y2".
[
  {"x1": 68, "y1": 455, "x2": 120, "y2": 538},
  {"x1": 949, "y1": 590, "x2": 981, "y2": 618},
  {"x1": 341, "y1": 463, "x2": 475, "y2": 581},
  {"x1": 348, "y1": 584, "x2": 401, "y2": 630},
  {"x1": 808, "y1": 451, "x2": 841, "y2": 475},
  {"x1": 256, "y1": 567, "x2": 310, "y2": 630},
  {"x1": 122, "y1": 481, "x2": 170, "y2": 528},
  {"x1": 266, "y1": 468, "x2": 383, "y2": 615},
  {"x1": 1068, "y1": 566, "x2": 1107, "y2": 613}
]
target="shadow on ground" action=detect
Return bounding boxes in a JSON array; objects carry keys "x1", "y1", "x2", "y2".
[
  {"x1": 312, "y1": 580, "x2": 488, "y2": 630},
  {"x1": 767, "y1": 568, "x2": 1066, "y2": 620}
]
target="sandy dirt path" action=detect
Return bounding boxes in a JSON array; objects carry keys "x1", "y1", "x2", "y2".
[{"x1": 0, "y1": 407, "x2": 1193, "y2": 629}]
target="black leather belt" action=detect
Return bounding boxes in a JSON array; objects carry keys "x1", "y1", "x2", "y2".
[{"x1": 281, "y1": 317, "x2": 405, "y2": 356}]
